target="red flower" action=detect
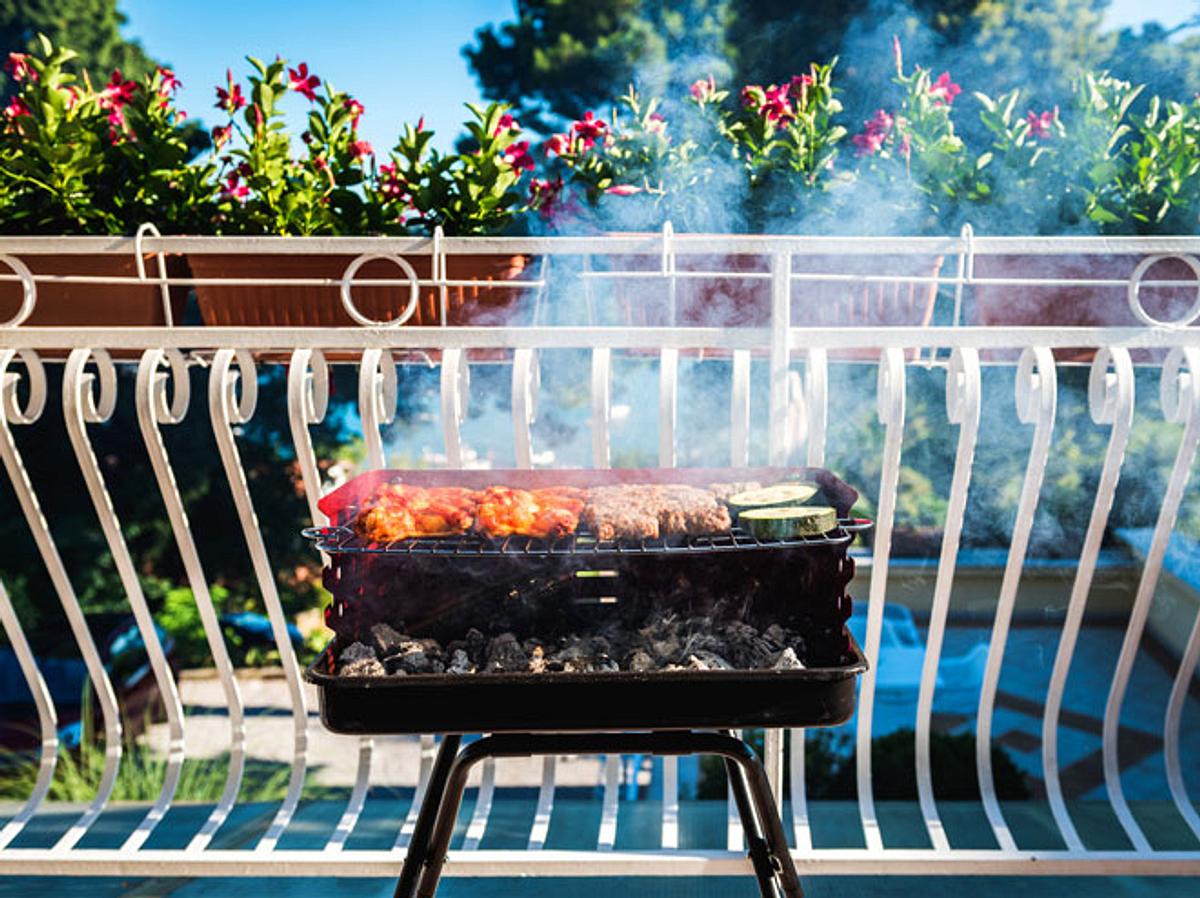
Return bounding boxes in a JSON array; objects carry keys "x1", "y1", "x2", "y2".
[
  {"x1": 98, "y1": 70, "x2": 137, "y2": 111},
  {"x1": 743, "y1": 84, "x2": 793, "y2": 129},
  {"x1": 852, "y1": 108, "x2": 894, "y2": 156},
  {"x1": 789, "y1": 74, "x2": 814, "y2": 103},
  {"x1": 350, "y1": 139, "x2": 374, "y2": 159},
  {"x1": 645, "y1": 112, "x2": 666, "y2": 135},
  {"x1": 689, "y1": 75, "x2": 716, "y2": 103},
  {"x1": 1026, "y1": 107, "x2": 1056, "y2": 139},
  {"x1": 215, "y1": 70, "x2": 246, "y2": 112},
  {"x1": 377, "y1": 162, "x2": 407, "y2": 200},
  {"x1": 157, "y1": 66, "x2": 181, "y2": 95},
  {"x1": 544, "y1": 133, "x2": 568, "y2": 156},
  {"x1": 211, "y1": 124, "x2": 232, "y2": 148},
  {"x1": 287, "y1": 62, "x2": 321, "y2": 101},
  {"x1": 492, "y1": 112, "x2": 519, "y2": 136},
  {"x1": 5, "y1": 52, "x2": 35, "y2": 83},
  {"x1": 928, "y1": 72, "x2": 961, "y2": 106},
  {"x1": 571, "y1": 111, "x2": 607, "y2": 149},
  {"x1": 344, "y1": 98, "x2": 364, "y2": 128},
  {"x1": 313, "y1": 155, "x2": 330, "y2": 172},
  {"x1": 529, "y1": 176, "x2": 563, "y2": 218},
  {"x1": 221, "y1": 173, "x2": 250, "y2": 201},
  {"x1": 106, "y1": 107, "x2": 128, "y2": 144},
  {"x1": 3, "y1": 96, "x2": 30, "y2": 120},
  {"x1": 605, "y1": 184, "x2": 642, "y2": 196},
  {"x1": 501, "y1": 140, "x2": 534, "y2": 172}
]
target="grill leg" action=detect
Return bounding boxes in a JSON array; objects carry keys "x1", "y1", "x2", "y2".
[
  {"x1": 402, "y1": 730, "x2": 801, "y2": 898},
  {"x1": 394, "y1": 733, "x2": 462, "y2": 898}
]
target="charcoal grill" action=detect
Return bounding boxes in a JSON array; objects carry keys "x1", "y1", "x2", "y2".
[{"x1": 304, "y1": 466, "x2": 870, "y2": 898}]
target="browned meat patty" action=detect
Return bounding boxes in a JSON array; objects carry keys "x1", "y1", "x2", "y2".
[{"x1": 583, "y1": 484, "x2": 731, "y2": 539}]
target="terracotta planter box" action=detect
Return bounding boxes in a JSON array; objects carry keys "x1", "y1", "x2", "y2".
[
  {"x1": 607, "y1": 251, "x2": 945, "y2": 358},
  {"x1": 972, "y1": 254, "x2": 1200, "y2": 361},
  {"x1": 0, "y1": 254, "x2": 189, "y2": 328},
  {"x1": 188, "y1": 253, "x2": 532, "y2": 328}
]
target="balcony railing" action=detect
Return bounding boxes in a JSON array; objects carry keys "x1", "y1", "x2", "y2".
[{"x1": 0, "y1": 232, "x2": 1197, "y2": 880}]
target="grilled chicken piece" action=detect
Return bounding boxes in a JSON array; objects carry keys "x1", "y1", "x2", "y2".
[
  {"x1": 475, "y1": 485, "x2": 585, "y2": 538},
  {"x1": 354, "y1": 483, "x2": 477, "y2": 542}
]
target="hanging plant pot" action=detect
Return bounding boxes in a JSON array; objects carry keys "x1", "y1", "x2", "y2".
[
  {"x1": 971, "y1": 254, "x2": 1200, "y2": 361},
  {"x1": 604, "y1": 244, "x2": 944, "y2": 359},
  {"x1": 188, "y1": 253, "x2": 533, "y2": 328},
  {"x1": 0, "y1": 254, "x2": 190, "y2": 328}
]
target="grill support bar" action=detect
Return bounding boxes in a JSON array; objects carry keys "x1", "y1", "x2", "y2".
[{"x1": 395, "y1": 730, "x2": 802, "y2": 898}]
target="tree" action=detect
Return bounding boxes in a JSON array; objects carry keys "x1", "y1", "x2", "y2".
[{"x1": 0, "y1": 0, "x2": 158, "y2": 97}]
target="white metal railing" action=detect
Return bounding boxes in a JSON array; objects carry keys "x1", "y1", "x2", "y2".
[{"x1": 0, "y1": 233, "x2": 1197, "y2": 880}]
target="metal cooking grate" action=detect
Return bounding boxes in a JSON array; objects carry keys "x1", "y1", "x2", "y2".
[{"x1": 303, "y1": 519, "x2": 870, "y2": 557}]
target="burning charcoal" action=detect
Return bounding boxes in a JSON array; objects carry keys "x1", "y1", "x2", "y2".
[
  {"x1": 686, "y1": 651, "x2": 733, "y2": 670},
  {"x1": 721, "y1": 621, "x2": 777, "y2": 669},
  {"x1": 447, "y1": 648, "x2": 474, "y2": 675},
  {"x1": 464, "y1": 628, "x2": 487, "y2": 665},
  {"x1": 370, "y1": 623, "x2": 407, "y2": 657},
  {"x1": 594, "y1": 656, "x2": 620, "y2": 673},
  {"x1": 763, "y1": 624, "x2": 788, "y2": 648},
  {"x1": 522, "y1": 637, "x2": 545, "y2": 656},
  {"x1": 339, "y1": 641, "x2": 385, "y2": 677},
  {"x1": 773, "y1": 647, "x2": 805, "y2": 670},
  {"x1": 528, "y1": 645, "x2": 546, "y2": 674},
  {"x1": 485, "y1": 632, "x2": 528, "y2": 672},
  {"x1": 649, "y1": 637, "x2": 681, "y2": 662},
  {"x1": 625, "y1": 650, "x2": 656, "y2": 673}
]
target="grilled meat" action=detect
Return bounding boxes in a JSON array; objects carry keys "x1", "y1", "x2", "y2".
[
  {"x1": 354, "y1": 483, "x2": 477, "y2": 542},
  {"x1": 474, "y1": 485, "x2": 585, "y2": 538},
  {"x1": 583, "y1": 484, "x2": 731, "y2": 540}
]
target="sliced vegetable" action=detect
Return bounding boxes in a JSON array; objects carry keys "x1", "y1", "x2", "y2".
[
  {"x1": 727, "y1": 482, "x2": 820, "y2": 516},
  {"x1": 739, "y1": 506, "x2": 837, "y2": 539}
]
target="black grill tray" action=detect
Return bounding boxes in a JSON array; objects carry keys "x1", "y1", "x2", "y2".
[{"x1": 305, "y1": 633, "x2": 867, "y2": 735}]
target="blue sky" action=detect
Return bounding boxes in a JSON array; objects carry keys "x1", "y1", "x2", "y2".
[{"x1": 119, "y1": 0, "x2": 1196, "y2": 153}]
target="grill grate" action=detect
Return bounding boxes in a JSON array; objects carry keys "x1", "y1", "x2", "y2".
[{"x1": 304, "y1": 519, "x2": 870, "y2": 557}]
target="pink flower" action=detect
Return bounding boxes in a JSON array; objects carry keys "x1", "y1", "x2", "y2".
[
  {"x1": 221, "y1": 173, "x2": 250, "y2": 201},
  {"x1": 492, "y1": 112, "x2": 519, "y2": 136},
  {"x1": 3, "y1": 96, "x2": 30, "y2": 119},
  {"x1": 529, "y1": 176, "x2": 563, "y2": 218},
  {"x1": 344, "y1": 98, "x2": 364, "y2": 128},
  {"x1": 742, "y1": 84, "x2": 793, "y2": 129},
  {"x1": 501, "y1": 139, "x2": 534, "y2": 172},
  {"x1": 928, "y1": 72, "x2": 961, "y2": 106},
  {"x1": 645, "y1": 112, "x2": 666, "y2": 135},
  {"x1": 605, "y1": 184, "x2": 642, "y2": 196},
  {"x1": 157, "y1": 66, "x2": 181, "y2": 95},
  {"x1": 350, "y1": 139, "x2": 374, "y2": 159},
  {"x1": 789, "y1": 73, "x2": 814, "y2": 103},
  {"x1": 106, "y1": 107, "x2": 127, "y2": 144},
  {"x1": 852, "y1": 108, "x2": 894, "y2": 156},
  {"x1": 215, "y1": 71, "x2": 246, "y2": 112},
  {"x1": 690, "y1": 75, "x2": 716, "y2": 103},
  {"x1": 571, "y1": 111, "x2": 607, "y2": 149},
  {"x1": 377, "y1": 162, "x2": 407, "y2": 200},
  {"x1": 1026, "y1": 107, "x2": 1056, "y2": 139},
  {"x1": 98, "y1": 69, "x2": 137, "y2": 111},
  {"x1": 544, "y1": 133, "x2": 568, "y2": 156},
  {"x1": 5, "y1": 52, "x2": 35, "y2": 83},
  {"x1": 211, "y1": 124, "x2": 232, "y2": 148},
  {"x1": 416, "y1": 116, "x2": 425, "y2": 132},
  {"x1": 287, "y1": 62, "x2": 321, "y2": 101}
]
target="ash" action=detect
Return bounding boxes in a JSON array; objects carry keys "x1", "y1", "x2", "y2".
[{"x1": 338, "y1": 611, "x2": 810, "y2": 677}]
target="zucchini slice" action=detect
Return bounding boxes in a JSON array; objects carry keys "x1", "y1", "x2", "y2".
[
  {"x1": 739, "y1": 505, "x2": 837, "y2": 539},
  {"x1": 727, "y1": 482, "x2": 819, "y2": 516}
]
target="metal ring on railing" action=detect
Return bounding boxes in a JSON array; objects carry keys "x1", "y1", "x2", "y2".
[
  {"x1": 1016, "y1": 346, "x2": 1056, "y2": 425},
  {"x1": 946, "y1": 346, "x2": 981, "y2": 426},
  {"x1": 212, "y1": 348, "x2": 259, "y2": 424},
  {"x1": 1161, "y1": 346, "x2": 1200, "y2": 424},
  {"x1": 1126, "y1": 254, "x2": 1200, "y2": 327},
  {"x1": 139, "y1": 349, "x2": 192, "y2": 424},
  {"x1": 65, "y1": 349, "x2": 117, "y2": 424},
  {"x1": 339, "y1": 253, "x2": 421, "y2": 328},
  {"x1": 0, "y1": 349, "x2": 46, "y2": 425},
  {"x1": 1088, "y1": 346, "x2": 1134, "y2": 425},
  {"x1": 876, "y1": 348, "x2": 905, "y2": 425},
  {"x1": 134, "y1": 223, "x2": 173, "y2": 326},
  {"x1": 292, "y1": 348, "x2": 329, "y2": 426},
  {"x1": 0, "y1": 255, "x2": 37, "y2": 328}
]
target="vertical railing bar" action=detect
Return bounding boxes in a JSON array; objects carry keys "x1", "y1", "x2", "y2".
[
  {"x1": 528, "y1": 751, "x2": 557, "y2": 851},
  {"x1": 659, "y1": 347, "x2": 678, "y2": 469},
  {"x1": 730, "y1": 349, "x2": 751, "y2": 468},
  {"x1": 63, "y1": 350, "x2": 186, "y2": 852},
  {"x1": 661, "y1": 750, "x2": 679, "y2": 850},
  {"x1": 727, "y1": 728, "x2": 744, "y2": 851},
  {"x1": 462, "y1": 753, "x2": 496, "y2": 851},
  {"x1": 1041, "y1": 347, "x2": 1135, "y2": 852},
  {"x1": 914, "y1": 348, "x2": 981, "y2": 852},
  {"x1": 396, "y1": 734, "x2": 437, "y2": 849},
  {"x1": 591, "y1": 348, "x2": 611, "y2": 469},
  {"x1": 0, "y1": 350, "x2": 122, "y2": 851},
  {"x1": 805, "y1": 348, "x2": 828, "y2": 468},
  {"x1": 1103, "y1": 346, "x2": 1197, "y2": 853},
  {"x1": 856, "y1": 347, "x2": 906, "y2": 852},
  {"x1": 135, "y1": 349, "x2": 246, "y2": 852},
  {"x1": 440, "y1": 348, "x2": 467, "y2": 469},
  {"x1": 357, "y1": 348, "x2": 397, "y2": 470},
  {"x1": 975, "y1": 346, "x2": 1057, "y2": 852},
  {"x1": 788, "y1": 728, "x2": 811, "y2": 852},
  {"x1": 597, "y1": 754, "x2": 620, "y2": 851},
  {"x1": 208, "y1": 349, "x2": 307, "y2": 852},
  {"x1": 0, "y1": 579, "x2": 57, "y2": 849}
]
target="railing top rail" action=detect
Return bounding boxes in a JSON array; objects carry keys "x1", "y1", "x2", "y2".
[{"x1": 3, "y1": 233, "x2": 1200, "y2": 256}]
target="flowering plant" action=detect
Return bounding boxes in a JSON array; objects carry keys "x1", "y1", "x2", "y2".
[
  {"x1": 0, "y1": 35, "x2": 212, "y2": 234},
  {"x1": 370, "y1": 101, "x2": 534, "y2": 236}
]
